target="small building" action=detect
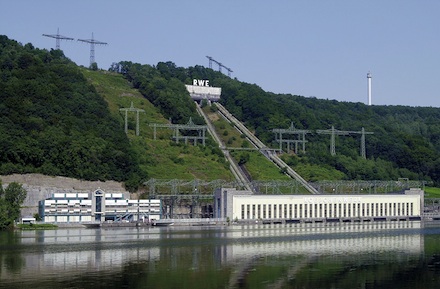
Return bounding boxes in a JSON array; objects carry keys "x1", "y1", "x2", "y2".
[
  {"x1": 185, "y1": 83, "x2": 221, "y2": 103},
  {"x1": 38, "y1": 189, "x2": 161, "y2": 223},
  {"x1": 214, "y1": 188, "x2": 424, "y2": 222}
]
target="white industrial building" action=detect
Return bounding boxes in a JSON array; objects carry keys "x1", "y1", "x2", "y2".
[
  {"x1": 214, "y1": 188, "x2": 424, "y2": 222},
  {"x1": 185, "y1": 83, "x2": 221, "y2": 102},
  {"x1": 38, "y1": 189, "x2": 161, "y2": 223}
]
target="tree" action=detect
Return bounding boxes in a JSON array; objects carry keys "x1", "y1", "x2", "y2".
[
  {"x1": 0, "y1": 181, "x2": 27, "y2": 230},
  {"x1": 89, "y1": 62, "x2": 98, "y2": 71}
]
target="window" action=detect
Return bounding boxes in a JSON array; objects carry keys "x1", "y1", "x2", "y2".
[
  {"x1": 263, "y1": 205, "x2": 266, "y2": 219},
  {"x1": 241, "y1": 205, "x2": 245, "y2": 219}
]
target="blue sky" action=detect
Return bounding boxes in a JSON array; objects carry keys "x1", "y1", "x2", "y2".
[{"x1": 1, "y1": 1, "x2": 439, "y2": 107}]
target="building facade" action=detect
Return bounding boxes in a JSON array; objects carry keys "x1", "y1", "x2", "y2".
[
  {"x1": 39, "y1": 189, "x2": 161, "y2": 223},
  {"x1": 214, "y1": 188, "x2": 424, "y2": 222}
]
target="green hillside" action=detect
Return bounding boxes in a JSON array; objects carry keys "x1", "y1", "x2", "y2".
[
  {"x1": 81, "y1": 69, "x2": 234, "y2": 181},
  {"x1": 115, "y1": 61, "x2": 440, "y2": 187},
  {"x1": 0, "y1": 36, "x2": 143, "y2": 191},
  {"x1": 2, "y1": 34, "x2": 440, "y2": 192}
]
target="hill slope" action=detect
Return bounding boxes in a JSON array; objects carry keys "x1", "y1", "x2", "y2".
[
  {"x1": 114, "y1": 61, "x2": 440, "y2": 186},
  {"x1": 0, "y1": 36, "x2": 143, "y2": 190}
]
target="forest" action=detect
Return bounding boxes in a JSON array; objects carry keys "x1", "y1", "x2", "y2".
[
  {"x1": 2, "y1": 33, "x2": 440, "y2": 191},
  {"x1": 113, "y1": 61, "x2": 440, "y2": 186},
  {"x1": 0, "y1": 36, "x2": 144, "y2": 191}
]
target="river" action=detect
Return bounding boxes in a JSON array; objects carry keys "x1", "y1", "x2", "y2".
[{"x1": 1, "y1": 221, "x2": 440, "y2": 289}]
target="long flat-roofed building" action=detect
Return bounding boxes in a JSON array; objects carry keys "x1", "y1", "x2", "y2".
[
  {"x1": 214, "y1": 188, "x2": 424, "y2": 222},
  {"x1": 39, "y1": 189, "x2": 161, "y2": 223}
]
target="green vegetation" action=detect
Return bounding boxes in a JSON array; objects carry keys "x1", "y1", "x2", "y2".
[
  {"x1": 82, "y1": 69, "x2": 234, "y2": 181},
  {"x1": 115, "y1": 60, "x2": 440, "y2": 186},
  {"x1": 2, "y1": 33, "x2": 440, "y2": 193},
  {"x1": 424, "y1": 187, "x2": 440, "y2": 198},
  {"x1": 0, "y1": 36, "x2": 143, "y2": 191},
  {"x1": 0, "y1": 180, "x2": 26, "y2": 229},
  {"x1": 16, "y1": 223, "x2": 58, "y2": 230}
]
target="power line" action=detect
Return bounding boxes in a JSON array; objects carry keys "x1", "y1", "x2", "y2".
[
  {"x1": 78, "y1": 33, "x2": 108, "y2": 67},
  {"x1": 42, "y1": 28, "x2": 74, "y2": 50}
]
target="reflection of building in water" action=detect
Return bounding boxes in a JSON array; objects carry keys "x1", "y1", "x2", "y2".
[
  {"x1": 0, "y1": 223, "x2": 425, "y2": 282},
  {"x1": 219, "y1": 222, "x2": 424, "y2": 262},
  {"x1": 1, "y1": 229, "x2": 162, "y2": 280},
  {"x1": 39, "y1": 189, "x2": 161, "y2": 223},
  {"x1": 214, "y1": 188, "x2": 424, "y2": 222}
]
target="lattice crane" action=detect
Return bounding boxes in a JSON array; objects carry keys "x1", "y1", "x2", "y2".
[{"x1": 206, "y1": 56, "x2": 233, "y2": 77}]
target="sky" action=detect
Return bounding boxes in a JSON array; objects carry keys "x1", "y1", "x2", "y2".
[{"x1": 1, "y1": 1, "x2": 439, "y2": 107}]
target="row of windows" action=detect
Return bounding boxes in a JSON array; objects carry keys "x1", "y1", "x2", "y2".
[{"x1": 240, "y1": 202, "x2": 415, "y2": 220}]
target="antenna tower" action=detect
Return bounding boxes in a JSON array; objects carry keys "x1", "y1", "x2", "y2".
[
  {"x1": 367, "y1": 72, "x2": 372, "y2": 105},
  {"x1": 206, "y1": 56, "x2": 233, "y2": 77},
  {"x1": 42, "y1": 28, "x2": 74, "y2": 50},
  {"x1": 78, "y1": 33, "x2": 108, "y2": 66}
]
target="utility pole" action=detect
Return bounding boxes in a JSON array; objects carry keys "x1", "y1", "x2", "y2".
[
  {"x1": 272, "y1": 122, "x2": 311, "y2": 154},
  {"x1": 316, "y1": 126, "x2": 351, "y2": 156},
  {"x1": 317, "y1": 126, "x2": 373, "y2": 158},
  {"x1": 78, "y1": 33, "x2": 107, "y2": 67},
  {"x1": 119, "y1": 102, "x2": 145, "y2": 136},
  {"x1": 42, "y1": 28, "x2": 74, "y2": 50}
]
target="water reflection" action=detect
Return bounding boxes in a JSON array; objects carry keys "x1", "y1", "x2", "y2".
[{"x1": 0, "y1": 221, "x2": 439, "y2": 289}]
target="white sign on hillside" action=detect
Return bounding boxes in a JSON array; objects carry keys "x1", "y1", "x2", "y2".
[
  {"x1": 185, "y1": 79, "x2": 221, "y2": 102},
  {"x1": 193, "y1": 79, "x2": 210, "y2": 87}
]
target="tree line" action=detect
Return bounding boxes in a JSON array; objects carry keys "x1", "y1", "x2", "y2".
[
  {"x1": 115, "y1": 61, "x2": 440, "y2": 186},
  {"x1": 0, "y1": 35, "x2": 144, "y2": 191}
]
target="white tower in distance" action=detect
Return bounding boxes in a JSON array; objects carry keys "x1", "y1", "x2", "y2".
[{"x1": 367, "y1": 72, "x2": 372, "y2": 105}]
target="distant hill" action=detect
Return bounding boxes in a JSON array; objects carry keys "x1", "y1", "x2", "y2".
[
  {"x1": 114, "y1": 61, "x2": 440, "y2": 186},
  {"x1": 0, "y1": 35, "x2": 234, "y2": 192},
  {"x1": 0, "y1": 35, "x2": 143, "y2": 191},
  {"x1": 2, "y1": 34, "x2": 440, "y2": 191}
]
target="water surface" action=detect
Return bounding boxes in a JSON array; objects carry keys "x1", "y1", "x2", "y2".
[{"x1": 1, "y1": 221, "x2": 440, "y2": 289}]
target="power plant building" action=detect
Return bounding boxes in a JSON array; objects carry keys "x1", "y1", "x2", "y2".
[
  {"x1": 38, "y1": 189, "x2": 161, "y2": 223},
  {"x1": 214, "y1": 188, "x2": 424, "y2": 222}
]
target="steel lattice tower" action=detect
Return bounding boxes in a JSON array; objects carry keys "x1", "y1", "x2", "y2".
[
  {"x1": 78, "y1": 33, "x2": 108, "y2": 66},
  {"x1": 42, "y1": 28, "x2": 74, "y2": 50}
]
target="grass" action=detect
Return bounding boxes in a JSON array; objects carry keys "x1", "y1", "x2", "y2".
[
  {"x1": 424, "y1": 187, "x2": 440, "y2": 198},
  {"x1": 17, "y1": 223, "x2": 58, "y2": 230},
  {"x1": 82, "y1": 69, "x2": 234, "y2": 181}
]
